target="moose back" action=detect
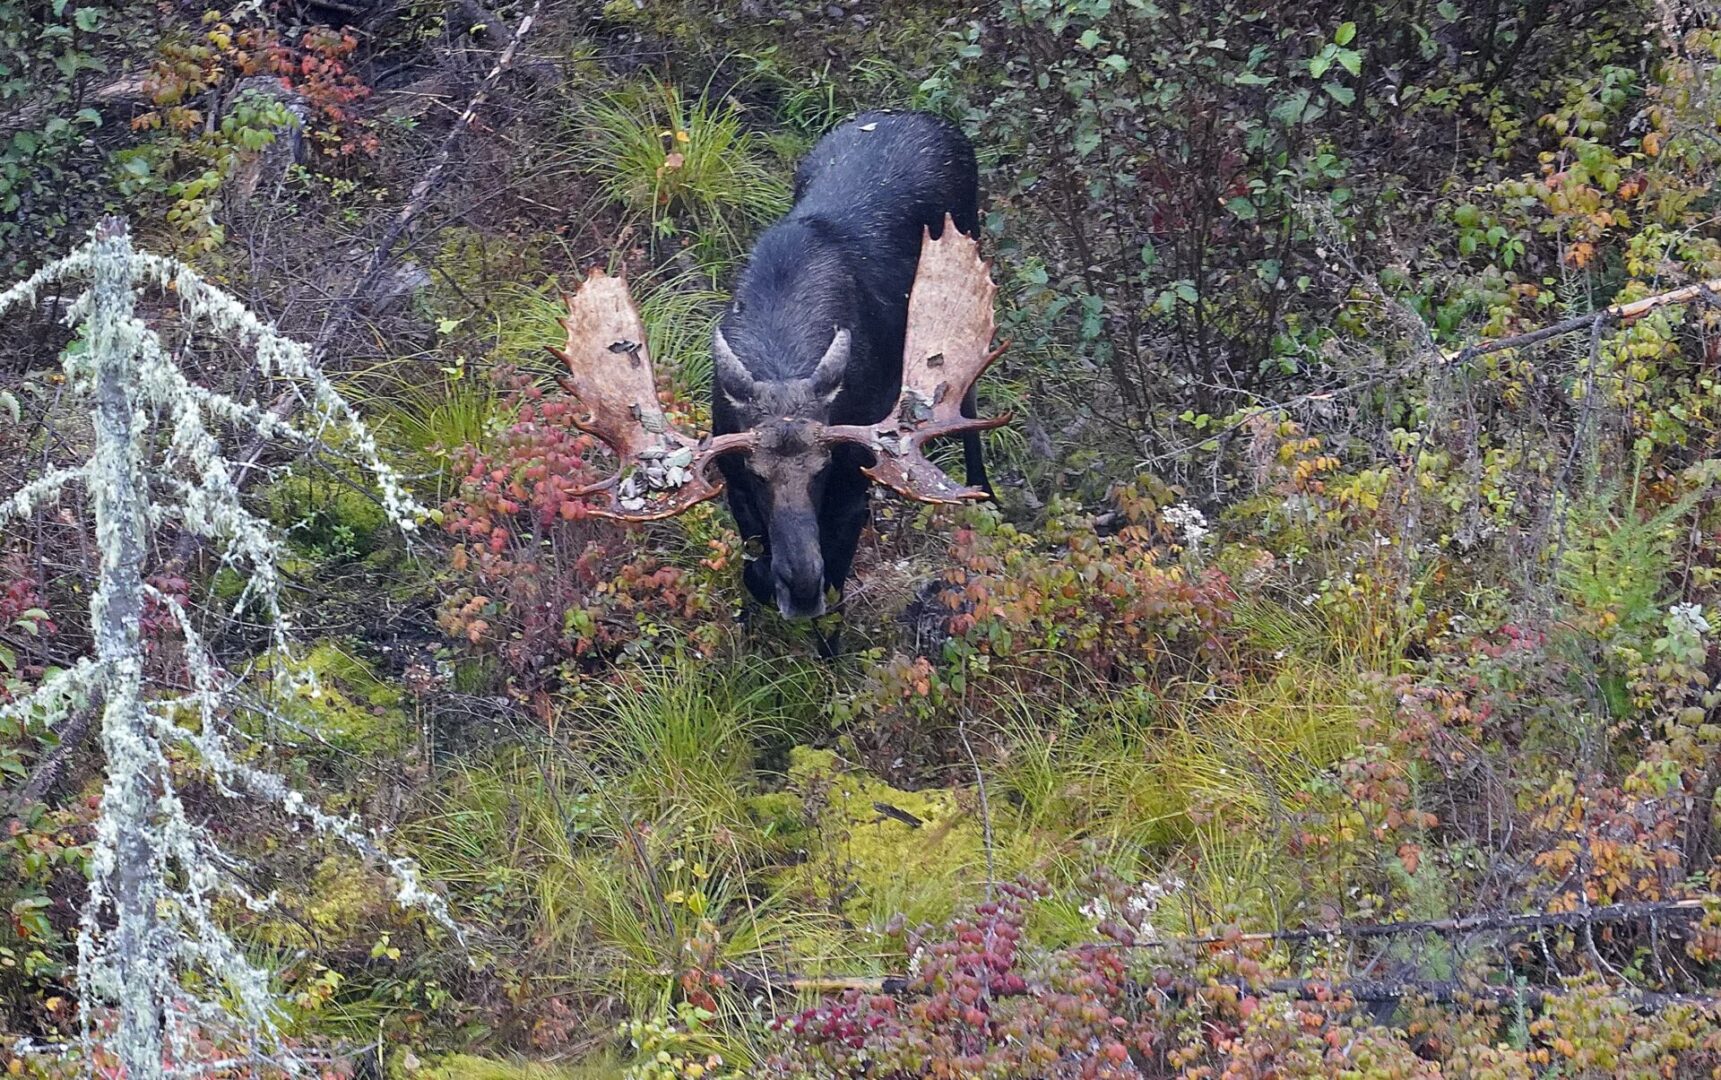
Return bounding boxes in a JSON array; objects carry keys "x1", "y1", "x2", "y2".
[{"x1": 551, "y1": 110, "x2": 1006, "y2": 621}]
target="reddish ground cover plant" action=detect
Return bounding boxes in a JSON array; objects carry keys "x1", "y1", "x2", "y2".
[
  {"x1": 836, "y1": 487, "x2": 1235, "y2": 771},
  {"x1": 765, "y1": 880, "x2": 1166, "y2": 1079},
  {"x1": 439, "y1": 366, "x2": 738, "y2": 694}
]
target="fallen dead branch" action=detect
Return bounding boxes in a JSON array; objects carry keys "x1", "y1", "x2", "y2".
[
  {"x1": 1444, "y1": 277, "x2": 1721, "y2": 367},
  {"x1": 321, "y1": 0, "x2": 545, "y2": 353},
  {"x1": 1143, "y1": 275, "x2": 1721, "y2": 467},
  {"x1": 721, "y1": 967, "x2": 1721, "y2": 1014},
  {"x1": 1178, "y1": 896, "x2": 1712, "y2": 948},
  {"x1": 720, "y1": 896, "x2": 1719, "y2": 1012}
]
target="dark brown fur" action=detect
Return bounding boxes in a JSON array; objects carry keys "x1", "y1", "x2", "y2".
[{"x1": 712, "y1": 110, "x2": 990, "y2": 620}]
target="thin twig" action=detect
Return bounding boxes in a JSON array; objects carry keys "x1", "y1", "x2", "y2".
[
  {"x1": 1161, "y1": 895, "x2": 1711, "y2": 949},
  {"x1": 1444, "y1": 278, "x2": 1721, "y2": 368},
  {"x1": 311, "y1": 0, "x2": 544, "y2": 361},
  {"x1": 216, "y1": 0, "x2": 546, "y2": 500},
  {"x1": 1141, "y1": 277, "x2": 1721, "y2": 468}
]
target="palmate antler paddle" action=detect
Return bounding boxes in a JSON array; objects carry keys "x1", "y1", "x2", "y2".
[
  {"x1": 548, "y1": 267, "x2": 757, "y2": 520},
  {"x1": 551, "y1": 216, "x2": 1009, "y2": 520},
  {"x1": 816, "y1": 215, "x2": 1010, "y2": 502}
]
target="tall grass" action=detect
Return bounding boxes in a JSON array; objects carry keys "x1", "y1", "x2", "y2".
[
  {"x1": 574, "y1": 77, "x2": 788, "y2": 266},
  {"x1": 990, "y1": 660, "x2": 1371, "y2": 869},
  {"x1": 402, "y1": 652, "x2": 840, "y2": 1036},
  {"x1": 636, "y1": 270, "x2": 727, "y2": 397},
  {"x1": 567, "y1": 650, "x2": 825, "y2": 837}
]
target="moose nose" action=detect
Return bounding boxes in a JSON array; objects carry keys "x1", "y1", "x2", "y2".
[{"x1": 773, "y1": 563, "x2": 826, "y2": 620}]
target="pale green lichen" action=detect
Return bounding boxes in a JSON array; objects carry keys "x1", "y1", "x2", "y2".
[{"x1": 0, "y1": 219, "x2": 455, "y2": 1079}]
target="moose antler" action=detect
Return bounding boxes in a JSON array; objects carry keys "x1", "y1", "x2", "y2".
[
  {"x1": 821, "y1": 216, "x2": 1010, "y2": 503},
  {"x1": 550, "y1": 268, "x2": 756, "y2": 520},
  {"x1": 553, "y1": 221, "x2": 1006, "y2": 520}
]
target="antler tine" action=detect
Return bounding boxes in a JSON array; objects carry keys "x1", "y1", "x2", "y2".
[
  {"x1": 820, "y1": 216, "x2": 1010, "y2": 504},
  {"x1": 551, "y1": 268, "x2": 755, "y2": 520}
]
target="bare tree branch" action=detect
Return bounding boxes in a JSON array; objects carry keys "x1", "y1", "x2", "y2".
[{"x1": 721, "y1": 897, "x2": 1718, "y2": 1008}]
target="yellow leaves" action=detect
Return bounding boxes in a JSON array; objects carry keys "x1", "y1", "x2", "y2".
[
  {"x1": 369, "y1": 933, "x2": 402, "y2": 961},
  {"x1": 1642, "y1": 130, "x2": 1662, "y2": 157}
]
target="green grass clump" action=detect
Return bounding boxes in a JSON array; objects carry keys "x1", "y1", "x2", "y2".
[
  {"x1": 567, "y1": 650, "x2": 827, "y2": 837},
  {"x1": 574, "y1": 78, "x2": 789, "y2": 265},
  {"x1": 401, "y1": 654, "x2": 845, "y2": 1030},
  {"x1": 382, "y1": 374, "x2": 498, "y2": 488}
]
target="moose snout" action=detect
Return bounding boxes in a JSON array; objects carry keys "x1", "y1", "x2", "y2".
[{"x1": 773, "y1": 560, "x2": 827, "y2": 620}]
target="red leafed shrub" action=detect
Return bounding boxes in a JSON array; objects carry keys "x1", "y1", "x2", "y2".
[
  {"x1": 940, "y1": 497, "x2": 1234, "y2": 680},
  {"x1": 0, "y1": 570, "x2": 55, "y2": 641},
  {"x1": 764, "y1": 881, "x2": 1165, "y2": 1079},
  {"x1": 134, "y1": 14, "x2": 376, "y2": 157},
  {"x1": 838, "y1": 488, "x2": 1235, "y2": 770},
  {"x1": 255, "y1": 26, "x2": 376, "y2": 157},
  {"x1": 438, "y1": 369, "x2": 738, "y2": 690}
]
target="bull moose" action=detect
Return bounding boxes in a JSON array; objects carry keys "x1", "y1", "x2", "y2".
[{"x1": 551, "y1": 110, "x2": 1006, "y2": 624}]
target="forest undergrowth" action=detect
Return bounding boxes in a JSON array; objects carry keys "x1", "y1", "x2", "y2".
[{"x1": 3, "y1": 0, "x2": 1721, "y2": 1076}]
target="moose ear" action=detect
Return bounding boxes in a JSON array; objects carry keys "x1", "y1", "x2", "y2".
[
  {"x1": 810, "y1": 327, "x2": 849, "y2": 402},
  {"x1": 712, "y1": 327, "x2": 757, "y2": 406}
]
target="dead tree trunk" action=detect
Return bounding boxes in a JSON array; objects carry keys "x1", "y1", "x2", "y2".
[{"x1": 83, "y1": 217, "x2": 165, "y2": 1079}]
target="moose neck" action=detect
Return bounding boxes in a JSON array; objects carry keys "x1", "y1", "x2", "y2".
[{"x1": 722, "y1": 218, "x2": 862, "y2": 385}]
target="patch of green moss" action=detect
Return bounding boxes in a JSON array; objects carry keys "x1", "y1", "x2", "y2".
[
  {"x1": 210, "y1": 566, "x2": 247, "y2": 603},
  {"x1": 765, "y1": 747, "x2": 1030, "y2": 931},
  {"x1": 403, "y1": 1052, "x2": 610, "y2": 1080},
  {"x1": 247, "y1": 854, "x2": 387, "y2": 948},
  {"x1": 450, "y1": 655, "x2": 497, "y2": 695},
  {"x1": 746, "y1": 790, "x2": 804, "y2": 843},
  {"x1": 273, "y1": 640, "x2": 413, "y2": 754},
  {"x1": 263, "y1": 472, "x2": 391, "y2": 560}
]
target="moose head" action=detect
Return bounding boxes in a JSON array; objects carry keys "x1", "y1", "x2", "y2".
[{"x1": 549, "y1": 218, "x2": 1008, "y2": 609}]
